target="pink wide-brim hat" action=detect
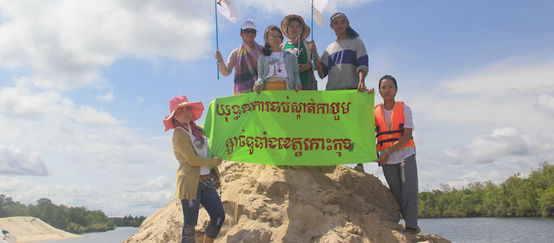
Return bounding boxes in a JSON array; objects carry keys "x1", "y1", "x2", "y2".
[{"x1": 163, "y1": 96, "x2": 204, "y2": 131}]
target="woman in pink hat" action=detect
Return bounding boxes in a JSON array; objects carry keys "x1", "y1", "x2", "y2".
[{"x1": 164, "y1": 96, "x2": 224, "y2": 243}]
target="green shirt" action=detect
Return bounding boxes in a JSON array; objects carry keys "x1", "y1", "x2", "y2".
[{"x1": 284, "y1": 41, "x2": 309, "y2": 85}]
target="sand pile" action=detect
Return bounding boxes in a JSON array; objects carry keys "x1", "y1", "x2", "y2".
[
  {"x1": 0, "y1": 216, "x2": 82, "y2": 243},
  {"x1": 125, "y1": 162, "x2": 450, "y2": 242}
]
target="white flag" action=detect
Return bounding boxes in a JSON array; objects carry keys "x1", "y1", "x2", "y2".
[
  {"x1": 312, "y1": 0, "x2": 328, "y2": 27},
  {"x1": 217, "y1": 0, "x2": 238, "y2": 23}
]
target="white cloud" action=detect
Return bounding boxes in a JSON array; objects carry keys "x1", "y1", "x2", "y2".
[
  {"x1": 0, "y1": 145, "x2": 48, "y2": 176},
  {"x1": 441, "y1": 59, "x2": 554, "y2": 96},
  {"x1": 0, "y1": 79, "x2": 175, "y2": 215},
  {"x1": 404, "y1": 55, "x2": 554, "y2": 190},
  {"x1": 237, "y1": 0, "x2": 375, "y2": 19},
  {"x1": 410, "y1": 56, "x2": 554, "y2": 129},
  {"x1": 536, "y1": 94, "x2": 554, "y2": 116},
  {"x1": 0, "y1": 82, "x2": 171, "y2": 169},
  {"x1": 439, "y1": 126, "x2": 553, "y2": 164},
  {"x1": 96, "y1": 92, "x2": 114, "y2": 102},
  {"x1": 465, "y1": 127, "x2": 529, "y2": 163},
  {"x1": 75, "y1": 105, "x2": 120, "y2": 127},
  {"x1": 0, "y1": 0, "x2": 213, "y2": 90}
]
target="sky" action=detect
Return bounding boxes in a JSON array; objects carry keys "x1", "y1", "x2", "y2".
[{"x1": 1, "y1": 0, "x2": 553, "y2": 216}]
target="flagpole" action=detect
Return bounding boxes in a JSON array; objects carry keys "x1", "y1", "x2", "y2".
[
  {"x1": 215, "y1": 0, "x2": 220, "y2": 79},
  {"x1": 310, "y1": 0, "x2": 315, "y2": 72}
]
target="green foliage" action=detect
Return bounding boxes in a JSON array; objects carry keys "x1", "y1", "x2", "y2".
[
  {"x1": 0, "y1": 196, "x2": 115, "y2": 234},
  {"x1": 110, "y1": 215, "x2": 146, "y2": 227},
  {"x1": 419, "y1": 162, "x2": 554, "y2": 218}
]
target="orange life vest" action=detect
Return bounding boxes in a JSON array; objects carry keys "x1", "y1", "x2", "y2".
[{"x1": 374, "y1": 101, "x2": 415, "y2": 152}]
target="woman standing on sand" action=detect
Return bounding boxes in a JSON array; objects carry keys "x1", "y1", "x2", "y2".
[
  {"x1": 253, "y1": 25, "x2": 302, "y2": 93},
  {"x1": 373, "y1": 75, "x2": 420, "y2": 235},
  {"x1": 164, "y1": 96, "x2": 225, "y2": 243}
]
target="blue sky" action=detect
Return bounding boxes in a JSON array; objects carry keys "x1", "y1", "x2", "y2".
[{"x1": 1, "y1": 0, "x2": 553, "y2": 216}]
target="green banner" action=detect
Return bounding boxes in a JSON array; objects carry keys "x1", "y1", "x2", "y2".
[{"x1": 204, "y1": 90, "x2": 377, "y2": 166}]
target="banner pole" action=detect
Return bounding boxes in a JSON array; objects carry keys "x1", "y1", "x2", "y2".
[
  {"x1": 310, "y1": 0, "x2": 315, "y2": 72},
  {"x1": 215, "y1": 0, "x2": 220, "y2": 79}
]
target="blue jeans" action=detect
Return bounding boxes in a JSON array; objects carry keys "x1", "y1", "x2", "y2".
[{"x1": 180, "y1": 178, "x2": 225, "y2": 243}]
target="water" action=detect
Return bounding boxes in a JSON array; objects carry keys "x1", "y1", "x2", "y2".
[
  {"x1": 419, "y1": 217, "x2": 554, "y2": 243},
  {"x1": 43, "y1": 227, "x2": 137, "y2": 243},
  {"x1": 43, "y1": 218, "x2": 554, "y2": 243}
]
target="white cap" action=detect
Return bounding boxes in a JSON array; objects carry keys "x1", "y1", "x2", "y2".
[{"x1": 241, "y1": 19, "x2": 256, "y2": 30}]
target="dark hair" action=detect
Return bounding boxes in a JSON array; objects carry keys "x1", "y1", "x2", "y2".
[
  {"x1": 287, "y1": 16, "x2": 302, "y2": 27},
  {"x1": 262, "y1": 24, "x2": 283, "y2": 56},
  {"x1": 330, "y1": 12, "x2": 359, "y2": 39},
  {"x1": 379, "y1": 75, "x2": 398, "y2": 89},
  {"x1": 262, "y1": 25, "x2": 283, "y2": 56}
]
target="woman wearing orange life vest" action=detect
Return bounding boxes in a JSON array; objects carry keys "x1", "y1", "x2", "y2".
[{"x1": 374, "y1": 75, "x2": 420, "y2": 235}]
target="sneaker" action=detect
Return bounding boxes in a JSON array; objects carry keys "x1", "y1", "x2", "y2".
[{"x1": 405, "y1": 226, "x2": 420, "y2": 235}]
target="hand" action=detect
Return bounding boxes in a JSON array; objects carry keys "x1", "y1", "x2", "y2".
[
  {"x1": 298, "y1": 64, "x2": 311, "y2": 72},
  {"x1": 295, "y1": 84, "x2": 302, "y2": 92},
  {"x1": 357, "y1": 81, "x2": 367, "y2": 92},
  {"x1": 253, "y1": 84, "x2": 261, "y2": 94},
  {"x1": 367, "y1": 88, "x2": 375, "y2": 94},
  {"x1": 374, "y1": 152, "x2": 389, "y2": 164},
  {"x1": 214, "y1": 51, "x2": 223, "y2": 63},
  {"x1": 308, "y1": 41, "x2": 317, "y2": 53}
]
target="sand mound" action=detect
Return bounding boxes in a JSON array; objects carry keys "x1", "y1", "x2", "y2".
[
  {"x1": 0, "y1": 216, "x2": 82, "y2": 243},
  {"x1": 125, "y1": 162, "x2": 450, "y2": 242}
]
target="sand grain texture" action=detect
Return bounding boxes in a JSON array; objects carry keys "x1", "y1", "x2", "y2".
[
  {"x1": 125, "y1": 162, "x2": 450, "y2": 242},
  {"x1": 0, "y1": 216, "x2": 82, "y2": 243}
]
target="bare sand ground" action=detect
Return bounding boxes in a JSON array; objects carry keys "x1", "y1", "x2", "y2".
[
  {"x1": 0, "y1": 217, "x2": 83, "y2": 243},
  {"x1": 125, "y1": 162, "x2": 451, "y2": 242}
]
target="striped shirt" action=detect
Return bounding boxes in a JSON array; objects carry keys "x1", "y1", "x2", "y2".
[{"x1": 320, "y1": 37, "x2": 369, "y2": 90}]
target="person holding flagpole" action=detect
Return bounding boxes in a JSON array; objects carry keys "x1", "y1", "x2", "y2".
[
  {"x1": 214, "y1": 19, "x2": 264, "y2": 95},
  {"x1": 280, "y1": 14, "x2": 319, "y2": 90}
]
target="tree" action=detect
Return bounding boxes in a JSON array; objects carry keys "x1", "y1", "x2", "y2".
[{"x1": 418, "y1": 162, "x2": 553, "y2": 218}]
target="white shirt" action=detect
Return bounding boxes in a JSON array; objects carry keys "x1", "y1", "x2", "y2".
[
  {"x1": 178, "y1": 126, "x2": 210, "y2": 175},
  {"x1": 379, "y1": 104, "x2": 416, "y2": 164},
  {"x1": 264, "y1": 52, "x2": 288, "y2": 81}
]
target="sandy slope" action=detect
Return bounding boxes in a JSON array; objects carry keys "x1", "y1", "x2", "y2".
[
  {"x1": 125, "y1": 162, "x2": 451, "y2": 242},
  {"x1": 0, "y1": 217, "x2": 82, "y2": 243}
]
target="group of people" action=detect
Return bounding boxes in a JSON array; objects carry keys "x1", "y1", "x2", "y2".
[
  {"x1": 165, "y1": 12, "x2": 420, "y2": 243},
  {"x1": 214, "y1": 12, "x2": 368, "y2": 94}
]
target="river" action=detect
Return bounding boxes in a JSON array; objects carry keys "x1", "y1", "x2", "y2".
[
  {"x1": 419, "y1": 217, "x2": 554, "y2": 243},
  {"x1": 44, "y1": 217, "x2": 554, "y2": 243}
]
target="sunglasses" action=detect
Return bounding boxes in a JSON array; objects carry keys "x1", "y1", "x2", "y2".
[
  {"x1": 242, "y1": 29, "x2": 256, "y2": 34},
  {"x1": 268, "y1": 34, "x2": 282, "y2": 40}
]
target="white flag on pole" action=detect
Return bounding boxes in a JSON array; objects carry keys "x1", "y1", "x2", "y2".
[
  {"x1": 217, "y1": 0, "x2": 238, "y2": 23},
  {"x1": 312, "y1": 0, "x2": 329, "y2": 27}
]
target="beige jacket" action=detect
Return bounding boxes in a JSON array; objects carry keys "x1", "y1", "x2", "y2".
[{"x1": 172, "y1": 128, "x2": 219, "y2": 200}]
